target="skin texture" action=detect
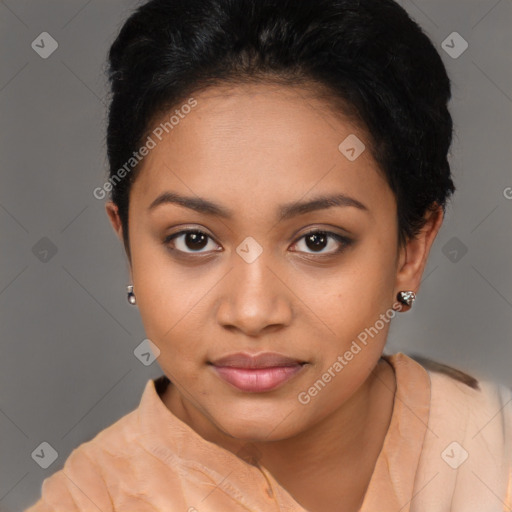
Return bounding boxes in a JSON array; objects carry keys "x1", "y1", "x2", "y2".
[{"x1": 106, "y1": 83, "x2": 443, "y2": 512}]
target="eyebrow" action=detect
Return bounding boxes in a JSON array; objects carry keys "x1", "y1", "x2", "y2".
[{"x1": 148, "y1": 191, "x2": 369, "y2": 221}]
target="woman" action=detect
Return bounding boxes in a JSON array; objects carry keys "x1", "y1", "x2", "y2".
[{"x1": 26, "y1": 0, "x2": 512, "y2": 510}]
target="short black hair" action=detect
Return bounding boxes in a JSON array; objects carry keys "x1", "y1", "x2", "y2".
[{"x1": 105, "y1": 0, "x2": 455, "y2": 261}]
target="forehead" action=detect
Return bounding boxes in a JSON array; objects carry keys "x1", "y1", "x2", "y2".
[{"x1": 130, "y1": 83, "x2": 393, "y2": 215}]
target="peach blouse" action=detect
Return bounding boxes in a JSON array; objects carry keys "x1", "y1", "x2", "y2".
[{"x1": 25, "y1": 353, "x2": 512, "y2": 511}]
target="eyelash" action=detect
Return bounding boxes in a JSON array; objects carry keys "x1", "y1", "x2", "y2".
[{"x1": 163, "y1": 228, "x2": 353, "y2": 258}]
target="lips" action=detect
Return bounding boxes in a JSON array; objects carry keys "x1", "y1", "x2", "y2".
[
  {"x1": 210, "y1": 351, "x2": 305, "y2": 369},
  {"x1": 209, "y1": 352, "x2": 307, "y2": 392}
]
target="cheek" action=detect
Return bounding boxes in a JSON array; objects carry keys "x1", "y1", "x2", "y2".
[
  {"x1": 316, "y1": 239, "x2": 396, "y2": 319},
  {"x1": 303, "y1": 239, "x2": 396, "y2": 367},
  {"x1": 129, "y1": 238, "x2": 203, "y2": 353}
]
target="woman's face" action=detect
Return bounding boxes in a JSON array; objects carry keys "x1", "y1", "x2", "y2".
[{"x1": 107, "y1": 83, "x2": 439, "y2": 442}]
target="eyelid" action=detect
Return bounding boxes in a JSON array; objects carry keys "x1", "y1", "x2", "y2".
[{"x1": 164, "y1": 224, "x2": 216, "y2": 241}]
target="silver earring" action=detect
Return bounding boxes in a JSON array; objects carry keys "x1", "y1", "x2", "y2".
[
  {"x1": 397, "y1": 290, "x2": 416, "y2": 307},
  {"x1": 127, "y1": 284, "x2": 136, "y2": 305}
]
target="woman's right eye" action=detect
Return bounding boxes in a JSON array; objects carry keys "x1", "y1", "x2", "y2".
[{"x1": 164, "y1": 230, "x2": 221, "y2": 254}]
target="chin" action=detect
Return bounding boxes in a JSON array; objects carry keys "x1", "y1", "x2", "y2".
[{"x1": 213, "y1": 407, "x2": 302, "y2": 442}]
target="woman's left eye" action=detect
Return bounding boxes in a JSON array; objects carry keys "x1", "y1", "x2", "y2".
[
  {"x1": 164, "y1": 229, "x2": 351, "y2": 256},
  {"x1": 290, "y1": 230, "x2": 352, "y2": 255}
]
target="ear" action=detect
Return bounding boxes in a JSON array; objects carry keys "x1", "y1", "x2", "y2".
[
  {"x1": 394, "y1": 204, "x2": 444, "y2": 310},
  {"x1": 105, "y1": 201, "x2": 124, "y2": 244},
  {"x1": 106, "y1": 201, "x2": 133, "y2": 277}
]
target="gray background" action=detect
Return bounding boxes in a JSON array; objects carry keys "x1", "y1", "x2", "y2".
[{"x1": 0, "y1": 0, "x2": 511, "y2": 510}]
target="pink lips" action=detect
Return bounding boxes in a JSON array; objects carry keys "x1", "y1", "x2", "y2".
[{"x1": 210, "y1": 352, "x2": 306, "y2": 392}]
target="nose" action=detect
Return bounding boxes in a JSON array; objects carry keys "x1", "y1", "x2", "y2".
[{"x1": 215, "y1": 252, "x2": 293, "y2": 337}]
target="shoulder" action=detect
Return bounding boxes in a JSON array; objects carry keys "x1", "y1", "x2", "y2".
[
  {"x1": 24, "y1": 399, "x2": 142, "y2": 511},
  {"x1": 23, "y1": 439, "x2": 118, "y2": 511},
  {"x1": 407, "y1": 355, "x2": 512, "y2": 512},
  {"x1": 410, "y1": 354, "x2": 512, "y2": 432}
]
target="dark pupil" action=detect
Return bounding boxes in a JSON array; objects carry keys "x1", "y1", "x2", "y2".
[
  {"x1": 305, "y1": 232, "x2": 327, "y2": 252},
  {"x1": 186, "y1": 231, "x2": 208, "y2": 250}
]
